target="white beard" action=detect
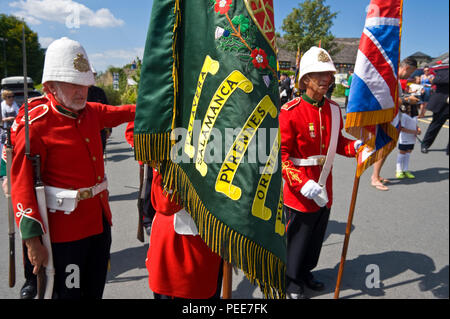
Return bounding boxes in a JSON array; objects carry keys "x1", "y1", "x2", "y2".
[{"x1": 54, "y1": 86, "x2": 87, "y2": 111}]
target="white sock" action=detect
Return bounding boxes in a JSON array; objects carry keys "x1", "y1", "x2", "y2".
[
  {"x1": 396, "y1": 153, "x2": 405, "y2": 172},
  {"x1": 404, "y1": 153, "x2": 410, "y2": 171}
]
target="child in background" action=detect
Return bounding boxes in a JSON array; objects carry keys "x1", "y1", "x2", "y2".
[{"x1": 396, "y1": 102, "x2": 421, "y2": 179}]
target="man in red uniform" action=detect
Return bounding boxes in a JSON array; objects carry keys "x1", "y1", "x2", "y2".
[
  {"x1": 279, "y1": 46, "x2": 362, "y2": 299},
  {"x1": 11, "y1": 37, "x2": 135, "y2": 299},
  {"x1": 146, "y1": 171, "x2": 222, "y2": 299}
]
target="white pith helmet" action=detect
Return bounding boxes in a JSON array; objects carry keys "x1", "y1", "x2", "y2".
[
  {"x1": 42, "y1": 37, "x2": 95, "y2": 86},
  {"x1": 298, "y1": 46, "x2": 336, "y2": 90}
]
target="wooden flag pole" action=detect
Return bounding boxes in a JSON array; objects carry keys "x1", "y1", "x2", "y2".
[
  {"x1": 334, "y1": 171, "x2": 361, "y2": 299},
  {"x1": 222, "y1": 261, "x2": 233, "y2": 299}
]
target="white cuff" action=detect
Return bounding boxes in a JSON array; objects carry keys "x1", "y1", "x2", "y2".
[{"x1": 354, "y1": 140, "x2": 363, "y2": 152}]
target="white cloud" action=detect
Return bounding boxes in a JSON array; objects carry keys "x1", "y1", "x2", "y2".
[
  {"x1": 9, "y1": 0, "x2": 124, "y2": 28},
  {"x1": 39, "y1": 36, "x2": 55, "y2": 48}
]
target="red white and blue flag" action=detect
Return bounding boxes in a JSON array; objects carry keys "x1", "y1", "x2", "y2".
[{"x1": 345, "y1": 0, "x2": 403, "y2": 177}]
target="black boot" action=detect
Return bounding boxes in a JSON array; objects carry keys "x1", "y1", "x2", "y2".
[
  {"x1": 302, "y1": 272, "x2": 325, "y2": 292},
  {"x1": 20, "y1": 278, "x2": 37, "y2": 299}
]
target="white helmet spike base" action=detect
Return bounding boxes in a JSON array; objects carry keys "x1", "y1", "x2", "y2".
[
  {"x1": 298, "y1": 46, "x2": 336, "y2": 90},
  {"x1": 42, "y1": 37, "x2": 95, "y2": 87}
]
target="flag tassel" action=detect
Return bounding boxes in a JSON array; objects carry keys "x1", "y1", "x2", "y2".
[{"x1": 160, "y1": 160, "x2": 286, "y2": 299}]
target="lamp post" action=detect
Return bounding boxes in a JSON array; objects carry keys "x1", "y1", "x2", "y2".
[{"x1": 0, "y1": 36, "x2": 7, "y2": 78}]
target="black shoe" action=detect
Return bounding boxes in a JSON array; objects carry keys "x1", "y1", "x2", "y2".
[
  {"x1": 286, "y1": 284, "x2": 307, "y2": 299},
  {"x1": 421, "y1": 145, "x2": 429, "y2": 154},
  {"x1": 20, "y1": 279, "x2": 37, "y2": 299},
  {"x1": 303, "y1": 275, "x2": 325, "y2": 292}
]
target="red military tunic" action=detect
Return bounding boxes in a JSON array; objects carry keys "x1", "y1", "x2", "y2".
[
  {"x1": 11, "y1": 94, "x2": 136, "y2": 243},
  {"x1": 279, "y1": 96, "x2": 358, "y2": 213},
  {"x1": 146, "y1": 171, "x2": 222, "y2": 299}
]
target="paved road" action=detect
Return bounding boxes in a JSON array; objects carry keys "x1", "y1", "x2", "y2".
[{"x1": 0, "y1": 98, "x2": 448, "y2": 299}]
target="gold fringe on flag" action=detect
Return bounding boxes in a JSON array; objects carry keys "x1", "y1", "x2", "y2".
[
  {"x1": 345, "y1": 107, "x2": 395, "y2": 149},
  {"x1": 134, "y1": 132, "x2": 172, "y2": 163},
  {"x1": 160, "y1": 160, "x2": 286, "y2": 299},
  {"x1": 355, "y1": 122, "x2": 399, "y2": 177},
  {"x1": 136, "y1": 139, "x2": 286, "y2": 298}
]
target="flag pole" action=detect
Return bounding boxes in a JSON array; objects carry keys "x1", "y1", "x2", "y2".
[
  {"x1": 222, "y1": 261, "x2": 232, "y2": 299},
  {"x1": 334, "y1": 169, "x2": 360, "y2": 299}
]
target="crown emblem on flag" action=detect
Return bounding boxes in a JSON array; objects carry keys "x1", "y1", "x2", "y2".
[{"x1": 73, "y1": 53, "x2": 90, "y2": 73}]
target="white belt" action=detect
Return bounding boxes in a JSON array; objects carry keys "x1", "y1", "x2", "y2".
[
  {"x1": 78, "y1": 179, "x2": 108, "y2": 200},
  {"x1": 45, "y1": 179, "x2": 108, "y2": 215},
  {"x1": 289, "y1": 155, "x2": 326, "y2": 167}
]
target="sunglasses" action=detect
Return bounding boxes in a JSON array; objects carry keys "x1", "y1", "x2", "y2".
[{"x1": 5, "y1": 95, "x2": 14, "y2": 99}]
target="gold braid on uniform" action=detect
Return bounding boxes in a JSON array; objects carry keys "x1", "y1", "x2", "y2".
[{"x1": 282, "y1": 161, "x2": 303, "y2": 185}]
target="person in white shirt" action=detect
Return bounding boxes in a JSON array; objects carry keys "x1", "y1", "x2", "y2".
[
  {"x1": 408, "y1": 76, "x2": 424, "y2": 97},
  {"x1": 1, "y1": 90, "x2": 20, "y2": 148},
  {"x1": 396, "y1": 103, "x2": 421, "y2": 179}
]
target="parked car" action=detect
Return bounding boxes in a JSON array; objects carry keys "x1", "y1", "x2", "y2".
[{"x1": 1, "y1": 76, "x2": 42, "y2": 106}]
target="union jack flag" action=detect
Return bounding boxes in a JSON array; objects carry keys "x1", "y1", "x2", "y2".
[{"x1": 345, "y1": 0, "x2": 403, "y2": 177}]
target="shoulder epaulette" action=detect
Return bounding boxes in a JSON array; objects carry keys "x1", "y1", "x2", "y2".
[
  {"x1": 19, "y1": 103, "x2": 50, "y2": 125},
  {"x1": 27, "y1": 95, "x2": 47, "y2": 106},
  {"x1": 281, "y1": 97, "x2": 301, "y2": 111}
]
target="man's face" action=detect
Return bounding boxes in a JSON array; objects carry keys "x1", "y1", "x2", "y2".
[
  {"x1": 304, "y1": 71, "x2": 334, "y2": 96},
  {"x1": 399, "y1": 64, "x2": 416, "y2": 80},
  {"x1": 46, "y1": 81, "x2": 89, "y2": 111}
]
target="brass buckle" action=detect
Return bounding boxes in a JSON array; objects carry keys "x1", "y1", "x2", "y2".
[
  {"x1": 318, "y1": 157, "x2": 326, "y2": 166},
  {"x1": 79, "y1": 188, "x2": 93, "y2": 200}
]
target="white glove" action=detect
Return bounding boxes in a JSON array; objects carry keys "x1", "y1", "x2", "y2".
[
  {"x1": 300, "y1": 180, "x2": 322, "y2": 199},
  {"x1": 354, "y1": 140, "x2": 363, "y2": 152}
]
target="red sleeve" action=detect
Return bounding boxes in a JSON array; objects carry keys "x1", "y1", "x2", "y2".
[
  {"x1": 91, "y1": 103, "x2": 136, "y2": 129},
  {"x1": 11, "y1": 123, "x2": 47, "y2": 240},
  {"x1": 279, "y1": 109, "x2": 309, "y2": 193},
  {"x1": 336, "y1": 108, "x2": 357, "y2": 158},
  {"x1": 125, "y1": 121, "x2": 135, "y2": 147},
  {"x1": 151, "y1": 171, "x2": 183, "y2": 216}
]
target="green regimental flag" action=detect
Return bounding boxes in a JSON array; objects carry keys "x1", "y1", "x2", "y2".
[{"x1": 134, "y1": 0, "x2": 285, "y2": 298}]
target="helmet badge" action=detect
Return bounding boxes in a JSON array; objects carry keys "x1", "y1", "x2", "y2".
[
  {"x1": 318, "y1": 51, "x2": 331, "y2": 63},
  {"x1": 73, "y1": 53, "x2": 90, "y2": 73}
]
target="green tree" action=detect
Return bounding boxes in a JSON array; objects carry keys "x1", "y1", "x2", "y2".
[
  {"x1": 99, "y1": 57, "x2": 142, "y2": 105},
  {"x1": 120, "y1": 57, "x2": 141, "y2": 104},
  {"x1": 281, "y1": 0, "x2": 339, "y2": 55},
  {"x1": 0, "y1": 14, "x2": 45, "y2": 83}
]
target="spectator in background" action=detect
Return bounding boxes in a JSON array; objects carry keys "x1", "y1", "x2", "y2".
[
  {"x1": 419, "y1": 66, "x2": 435, "y2": 118},
  {"x1": 279, "y1": 73, "x2": 292, "y2": 105},
  {"x1": 289, "y1": 74, "x2": 297, "y2": 99},
  {"x1": 326, "y1": 81, "x2": 335, "y2": 100},
  {"x1": 408, "y1": 76, "x2": 424, "y2": 98},
  {"x1": 342, "y1": 69, "x2": 353, "y2": 111},
  {"x1": 408, "y1": 76, "x2": 425, "y2": 115},
  {"x1": 395, "y1": 100, "x2": 421, "y2": 179},
  {"x1": 88, "y1": 67, "x2": 112, "y2": 154},
  {"x1": 421, "y1": 65, "x2": 449, "y2": 155},
  {"x1": 1, "y1": 90, "x2": 19, "y2": 150}
]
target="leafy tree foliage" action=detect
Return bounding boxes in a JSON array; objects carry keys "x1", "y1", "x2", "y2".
[
  {"x1": 281, "y1": 0, "x2": 339, "y2": 55},
  {"x1": 0, "y1": 14, "x2": 45, "y2": 83}
]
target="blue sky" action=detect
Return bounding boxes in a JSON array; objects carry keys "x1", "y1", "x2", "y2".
[{"x1": 1, "y1": 0, "x2": 448, "y2": 72}]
